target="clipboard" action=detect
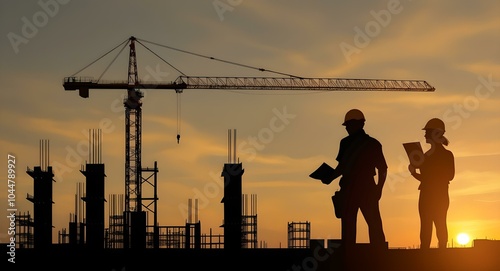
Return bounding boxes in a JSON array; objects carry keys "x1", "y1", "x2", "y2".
[
  {"x1": 403, "y1": 142, "x2": 425, "y2": 167},
  {"x1": 309, "y1": 162, "x2": 335, "y2": 181}
]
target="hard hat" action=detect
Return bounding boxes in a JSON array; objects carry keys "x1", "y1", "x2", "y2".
[
  {"x1": 422, "y1": 118, "x2": 445, "y2": 132},
  {"x1": 342, "y1": 109, "x2": 365, "y2": 125}
]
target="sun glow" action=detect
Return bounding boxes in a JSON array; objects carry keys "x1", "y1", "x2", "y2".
[{"x1": 456, "y1": 233, "x2": 471, "y2": 246}]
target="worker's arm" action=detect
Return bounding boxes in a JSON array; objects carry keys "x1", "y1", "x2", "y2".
[
  {"x1": 374, "y1": 142, "x2": 387, "y2": 199},
  {"x1": 408, "y1": 164, "x2": 422, "y2": 181},
  {"x1": 320, "y1": 166, "x2": 342, "y2": 184},
  {"x1": 376, "y1": 167, "x2": 387, "y2": 199}
]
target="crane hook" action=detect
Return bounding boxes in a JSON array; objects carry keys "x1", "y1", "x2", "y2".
[{"x1": 176, "y1": 90, "x2": 182, "y2": 144}]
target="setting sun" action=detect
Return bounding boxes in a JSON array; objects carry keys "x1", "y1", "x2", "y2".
[{"x1": 457, "y1": 233, "x2": 471, "y2": 246}]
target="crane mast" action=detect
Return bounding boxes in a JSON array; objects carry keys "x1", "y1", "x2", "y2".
[
  {"x1": 124, "y1": 37, "x2": 142, "y2": 224},
  {"x1": 62, "y1": 36, "x2": 435, "y2": 249}
]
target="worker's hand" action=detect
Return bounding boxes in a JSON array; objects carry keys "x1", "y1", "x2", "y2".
[
  {"x1": 374, "y1": 185, "x2": 383, "y2": 200},
  {"x1": 408, "y1": 164, "x2": 417, "y2": 175},
  {"x1": 321, "y1": 178, "x2": 332, "y2": 185}
]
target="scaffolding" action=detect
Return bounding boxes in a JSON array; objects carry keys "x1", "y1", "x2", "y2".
[
  {"x1": 287, "y1": 221, "x2": 311, "y2": 249},
  {"x1": 141, "y1": 161, "x2": 159, "y2": 248},
  {"x1": 183, "y1": 198, "x2": 201, "y2": 249},
  {"x1": 107, "y1": 194, "x2": 125, "y2": 249},
  {"x1": 15, "y1": 211, "x2": 34, "y2": 248},
  {"x1": 68, "y1": 182, "x2": 86, "y2": 246},
  {"x1": 201, "y1": 228, "x2": 224, "y2": 249},
  {"x1": 58, "y1": 228, "x2": 69, "y2": 244},
  {"x1": 158, "y1": 226, "x2": 185, "y2": 248},
  {"x1": 242, "y1": 194, "x2": 257, "y2": 248}
]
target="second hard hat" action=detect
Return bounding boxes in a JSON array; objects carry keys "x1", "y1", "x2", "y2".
[
  {"x1": 423, "y1": 118, "x2": 445, "y2": 132},
  {"x1": 343, "y1": 109, "x2": 365, "y2": 125}
]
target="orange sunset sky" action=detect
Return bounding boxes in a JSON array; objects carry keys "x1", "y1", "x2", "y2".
[{"x1": 1, "y1": 1, "x2": 499, "y2": 249}]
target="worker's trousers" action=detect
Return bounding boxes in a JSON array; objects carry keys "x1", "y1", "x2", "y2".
[
  {"x1": 341, "y1": 190, "x2": 386, "y2": 249},
  {"x1": 418, "y1": 187, "x2": 449, "y2": 249}
]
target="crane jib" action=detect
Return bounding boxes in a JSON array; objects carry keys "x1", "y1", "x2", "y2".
[
  {"x1": 179, "y1": 76, "x2": 435, "y2": 91},
  {"x1": 63, "y1": 76, "x2": 435, "y2": 95}
]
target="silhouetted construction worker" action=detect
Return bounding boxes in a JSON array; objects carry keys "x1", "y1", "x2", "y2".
[
  {"x1": 408, "y1": 118, "x2": 455, "y2": 249},
  {"x1": 322, "y1": 109, "x2": 387, "y2": 253}
]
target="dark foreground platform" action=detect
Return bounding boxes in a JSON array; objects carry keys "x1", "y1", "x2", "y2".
[{"x1": 4, "y1": 241, "x2": 500, "y2": 271}]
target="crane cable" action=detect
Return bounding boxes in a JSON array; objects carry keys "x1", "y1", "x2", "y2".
[
  {"x1": 69, "y1": 37, "x2": 130, "y2": 78},
  {"x1": 135, "y1": 39, "x2": 186, "y2": 76},
  {"x1": 176, "y1": 90, "x2": 181, "y2": 144},
  {"x1": 97, "y1": 41, "x2": 129, "y2": 82},
  {"x1": 136, "y1": 38, "x2": 303, "y2": 79},
  {"x1": 135, "y1": 37, "x2": 308, "y2": 144},
  {"x1": 135, "y1": 39, "x2": 187, "y2": 144}
]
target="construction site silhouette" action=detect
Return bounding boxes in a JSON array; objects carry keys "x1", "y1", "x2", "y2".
[
  {"x1": 3, "y1": 36, "x2": 499, "y2": 271},
  {"x1": 5, "y1": 135, "x2": 500, "y2": 270}
]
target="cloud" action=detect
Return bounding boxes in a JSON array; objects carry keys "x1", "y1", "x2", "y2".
[{"x1": 451, "y1": 170, "x2": 500, "y2": 197}]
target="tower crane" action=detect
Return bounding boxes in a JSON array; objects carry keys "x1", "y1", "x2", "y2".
[{"x1": 63, "y1": 36, "x2": 435, "y2": 248}]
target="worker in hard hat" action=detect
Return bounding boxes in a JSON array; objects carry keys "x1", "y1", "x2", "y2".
[
  {"x1": 321, "y1": 109, "x2": 388, "y2": 253},
  {"x1": 408, "y1": 118, "x2": 455, "y2": 249}
]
